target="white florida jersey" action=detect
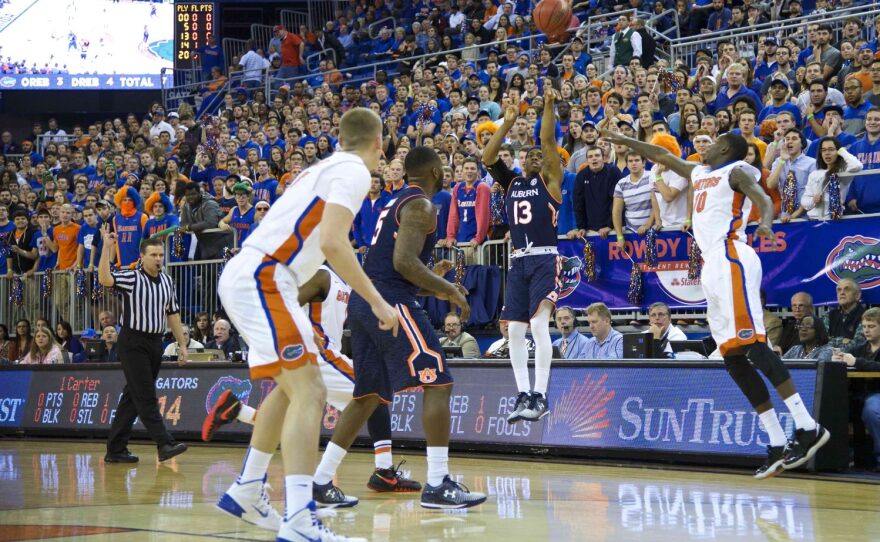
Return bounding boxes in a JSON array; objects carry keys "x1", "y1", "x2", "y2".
[
  {"x1": 307, "y1": 265, "x2": 351, "y2": 353},
  {"x1": 690, "y1": 161, "x2": 760, "y2": 255},
  {"x1": 243, "y1": 152, "x2": 371, "y2": 286}
]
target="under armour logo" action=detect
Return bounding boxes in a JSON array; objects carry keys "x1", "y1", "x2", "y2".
[{"x1": 444, "y1": 489, "x2": 457, "y2": 499}]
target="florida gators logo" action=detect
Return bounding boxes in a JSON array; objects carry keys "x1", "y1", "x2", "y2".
[
  {"x1": 738, "y1": 329, "x2": 755, "y2": 340},
  {"x1": 825, "y1": 236, "x2": 880, "y2": 288},
  {"x1": 418, "y1": 368, "x2": 438, "y2": 384},
  {"x1": 281, "y1": 344, "x2": 304, "y2": 361},
  {"x1": 205, "y1": 376, "x2": 253, "y2": 414},
  {"x1": 557, "y1": 255, "x2": 584, "y2": 299}
]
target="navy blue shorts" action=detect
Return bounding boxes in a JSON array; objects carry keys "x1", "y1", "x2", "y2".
[
  {"x1": 500, "y1": 254, "x2": 560, "y2": 322},
  {"x1": 350, "y1": 292, "x2": 453, "y2": 404}
]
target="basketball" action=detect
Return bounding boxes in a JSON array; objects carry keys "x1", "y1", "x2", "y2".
[
  {"x1": 533, "y1": 0, "x2": 572, "y2": 38},
  {"x1": 546, "y1": 13, "x2": 580, "y2": 44}
]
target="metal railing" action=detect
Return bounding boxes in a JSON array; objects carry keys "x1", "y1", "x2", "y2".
[
  {"x1": 668, "y1": 4, "x2": 880, "y2": 68},
  {"x1": 250, "y1": 23, "x2": 275, "y2": 52},
  {"x1": 368, "y1": 17, "x2": 397, "y2": 39},
  {"x1": 280, "y1": 9, "x2": 310, "y2": 35}
]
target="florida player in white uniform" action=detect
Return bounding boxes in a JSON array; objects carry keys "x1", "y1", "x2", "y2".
[
  {"x1": 601, "y1": 130, "x2": 829, "y2": 480},
  {"x1": 204, "y1": 265, "x2": 421, "y2": 507},
  {"x1": 215, "y1": 108, "x2": 397, "y2": 542},
  {"x1": 481, "y1": 91, "x2": 564, "y2": 422}
]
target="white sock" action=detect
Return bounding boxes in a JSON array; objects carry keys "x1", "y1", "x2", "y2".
[
  {"x1": 507, "y1": 321, "x2": 531, "y2": 393},
  {"x1": 373, "y1": 440, "x2": 393, "y2": 469},
  {"x1": 313, "y1": 442, "x2": 347, "y2": 485},
  {"x1": 284, "y1": 474, "x2": 312, "y2": 518},
  {"x1": 759, "y1": 408, "x2": 788, "y2": 447},
  {"x1": 237, "y1": 404, "x2": 257, "y2": 425},
  {"x1": 426, "y1": 446, "x2": 449, "y2": 487},
  {"x1": 530, "y1": 309, "x2": 553, "y2": 395},
  {"x1": 239, "y1": 447, "x2": 272, "y2": 483},
  {"x1": 784, "y1": 393, "x2": 817, "y2": 431}
]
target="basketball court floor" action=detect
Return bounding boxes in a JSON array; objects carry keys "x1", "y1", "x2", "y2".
[{"x1": 1, "y1": 440, "x2": 878, "y2": 541}]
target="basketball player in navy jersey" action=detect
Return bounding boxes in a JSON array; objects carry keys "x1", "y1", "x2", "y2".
[
  {"x1": 482, "y1": 89, "x2": 564, "y2": 422},
  {"x1": 316, "y1": 146, "x2": 487, "y2": 509}
]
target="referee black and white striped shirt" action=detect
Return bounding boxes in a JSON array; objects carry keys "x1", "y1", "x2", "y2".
[{"x1": 111, "y1": 269, "x2": 180, "y2": 334}]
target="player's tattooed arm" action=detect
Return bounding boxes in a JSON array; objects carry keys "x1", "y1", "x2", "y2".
[
  {"x1": 598, "y1": 129, "x2": 698, "y2": 181},
  {"x1": 395, "y1": 198, "x2": 470, "y2": 321},
  {"x1": 730, "y1": 166, "x2": 775, "y2": 238}
]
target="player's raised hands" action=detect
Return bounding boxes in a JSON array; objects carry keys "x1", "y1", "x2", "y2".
[
  {"x1": 599, "y1": 129, "x2": 630, "y2": 145},
  {"x1": 503, "y1": 99, "x2": 519, "y2": 124}
]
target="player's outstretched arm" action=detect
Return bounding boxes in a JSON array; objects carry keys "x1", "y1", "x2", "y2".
[
  {"x1": 395, "y1": 198, "x2": 470, "y2": 321},
  {"x1": 730, "y1": 166, "x2": 774, "y2": 238},
  {"x1": 481, "y1": 98, "x2": 519, "y2": 191},
  {"x1": 599, "y1": 129, "x2": 698, "y2": 181},
  {"x1": 540, "y1": 89, "x2": 563, "y2": 200},
  {"x1": 320, "y1": 203, "x2": 399, "y2": 336}
]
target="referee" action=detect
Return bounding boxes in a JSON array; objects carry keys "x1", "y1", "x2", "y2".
[{"x1": 99, "y1": 225, "x2": 189, "y2": 464}]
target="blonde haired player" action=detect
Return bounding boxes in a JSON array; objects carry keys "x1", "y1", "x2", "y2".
[
  {"x1": 215, "y1": 108, "x2": 397, "y2": 542},
  {"x1": 204, "y1": 264, "x2": 423, "y2": 506},
  {"x1": 600, "y1": 129, "x2": 829, "y2": 480}
]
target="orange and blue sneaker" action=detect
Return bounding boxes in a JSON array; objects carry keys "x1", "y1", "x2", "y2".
[
  {"x1": 367, "y1": 460, "x2": 423, "y2": 492},
  {"x1": 202, "y1": 389, "x2": 241, "y2": 442}
]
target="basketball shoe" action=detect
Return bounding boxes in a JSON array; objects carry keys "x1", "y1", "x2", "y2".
[
  {"x1": 420, "y1": 475, "x2": 487, "y2": 509},
  {"x1": 202, "y1": 389, "x2": 241, "y2": 442},
  {"x1": 782, "y1": 425, "x2": 830, "y2": 470},
  {"x1": 519, "y1": 392, "x2": 550, "y2": 421},
  {"x1": 506, "y1": 391, "x2": 531, "y2": 424},
  {"x1": 313, "y1": 481, "x2": 359, "y2": 508},
  {"x1": 754, "y1": 445, "x2": 787, "y2": 479},
  {"x1": 277, "y1": 501, "x2": 367, "y2": 542},
  {"x1": 367, "y1": 460, "x2": 422, "y2": 492},
  {"x1": 217, "y1": 476, "x2": 282, "y2": 531}
]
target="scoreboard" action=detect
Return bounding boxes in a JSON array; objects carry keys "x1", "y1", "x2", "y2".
[{"x1": 174, "y1": 1, "x2": 217, "y2": 71}]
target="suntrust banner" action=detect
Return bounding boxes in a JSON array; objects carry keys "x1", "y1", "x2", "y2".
[
  {"x1": 544, "y1": 367, "x2": 816, "y2": 456},
  {"x1": 554, "y1": 216, "x2": 880, "y2": 309}
]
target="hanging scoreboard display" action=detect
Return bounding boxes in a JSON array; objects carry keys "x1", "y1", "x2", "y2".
[{"x1": 174, "y1": 1, "x2": 216, "y2": 71}]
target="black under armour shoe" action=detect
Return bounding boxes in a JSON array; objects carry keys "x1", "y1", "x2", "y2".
[{"x1": 420, "y1": 475, "x2": 487, "y2": 510}]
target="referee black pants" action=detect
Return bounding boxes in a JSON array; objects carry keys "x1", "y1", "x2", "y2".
[{"x1": 107, "y1": 328, "x2": 174, "y2": 453}]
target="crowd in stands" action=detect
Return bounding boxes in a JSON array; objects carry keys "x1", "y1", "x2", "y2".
[{"x1": 0, "y1": 2, "x2": 879, "y2": 441}]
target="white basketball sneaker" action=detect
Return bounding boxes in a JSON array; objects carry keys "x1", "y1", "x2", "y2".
[
  {"x1": 277, "y1": 501, "x2": 367, "y2": 542},
  {"x1": 217, "y1": 476, "x2": 283, "y2": 531}
]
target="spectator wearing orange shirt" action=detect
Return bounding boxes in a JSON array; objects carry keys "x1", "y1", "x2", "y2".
[
  {"x1": 274, "y1": 25, "x2": 304, "y2": 81},
  {"x1": 44, "y1": 203, "x2": 80, "y2": 320}
]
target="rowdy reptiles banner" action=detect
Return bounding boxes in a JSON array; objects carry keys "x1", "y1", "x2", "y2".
[{"x1": 555, "y1": 215, "x2": 880, "y2": 309}]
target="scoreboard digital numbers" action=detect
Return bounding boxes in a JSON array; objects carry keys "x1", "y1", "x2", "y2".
[{"x1": 174, "y1": 1, "x2": 216, "y2": 71}]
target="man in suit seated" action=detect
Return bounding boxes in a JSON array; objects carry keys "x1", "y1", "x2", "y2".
[
  {"x1": 99, "y1": 326, "x2": 119, "y2": 363},
  {"x1": 163, "y1": 325, "x2": 204, "y2": 357},
  {"x1": 552, "y1": 307, "x2": 592, "y2": 359},
  {"x1": 205, "y1": 319, "x2": 241, "y2": 360},
  {"x1": 438, "y1": 312, "x2": 480, "y2": 358}
]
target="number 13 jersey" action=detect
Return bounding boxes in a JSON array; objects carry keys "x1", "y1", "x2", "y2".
[{"x1": 490, "y1": 161, "x2": 560, "y2": 251}]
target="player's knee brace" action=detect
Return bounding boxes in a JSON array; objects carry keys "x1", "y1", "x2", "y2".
[
  {"x1": 747, "y1": 341, "x2": 791, "y2": 387},
  {"x1": 724, "y1": 355, "x2": 771, "y2": 408}
]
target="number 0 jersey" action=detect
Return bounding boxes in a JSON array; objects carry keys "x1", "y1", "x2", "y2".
[
  {"x1": 487, "y1": 159, "x2": 560, "y2": 252},
  {"x1": 690, "y1": 161, "x2": 760, "y2": 256}
]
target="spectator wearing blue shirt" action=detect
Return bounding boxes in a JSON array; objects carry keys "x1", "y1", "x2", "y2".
[
  {"x1": 353, "y1": 175, "x2": 390, "y2": 251},
  {"x1": 846, "y1": 107, "x2": 880, "y2": 214},
  {"x1": 759, "y1": 78, "x2": 802, "y2": 126},
  {"x1": 583, "y1": 303, "x2": 624, "y2": 360},
  {"x1": 432, "y1": 188, "x2": 452, "y2": 241},
  {"x1": 194, "y1": 34, "x2": 224, "y2": 81},
  {"x1": 705, "y1": 0, "x2": 732, "y2": 32},
  {"x1": 570, "y1": 36, "x2": 591, "y2": 75},
  {"x1": 252, "y1": 160, "x2": 279, "y2": 204},
  {"x1": 552, "y1": 307, "x2": 593, "y2": 359},
  {"x1": 76, "y1": 207, "x2": 102, "y2": 271},
  {"x1": 713, "y1": 63, "x2": 762, "y2": 114}
]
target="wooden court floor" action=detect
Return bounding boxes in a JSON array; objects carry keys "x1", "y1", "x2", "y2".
[{"x1": 1, "y1": 440, "x2": 878, "y2": 542}]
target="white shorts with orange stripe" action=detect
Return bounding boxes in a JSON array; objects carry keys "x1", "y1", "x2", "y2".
[
  {"x1": 320, "y1": 348, "x2": 355, "y2": 411},
  {"x1": 701, "y1": 240, "x2": 766, "y2": 356},
  {"x1": 218, "y1": 247, "x2": 319, "y2": 380}
]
